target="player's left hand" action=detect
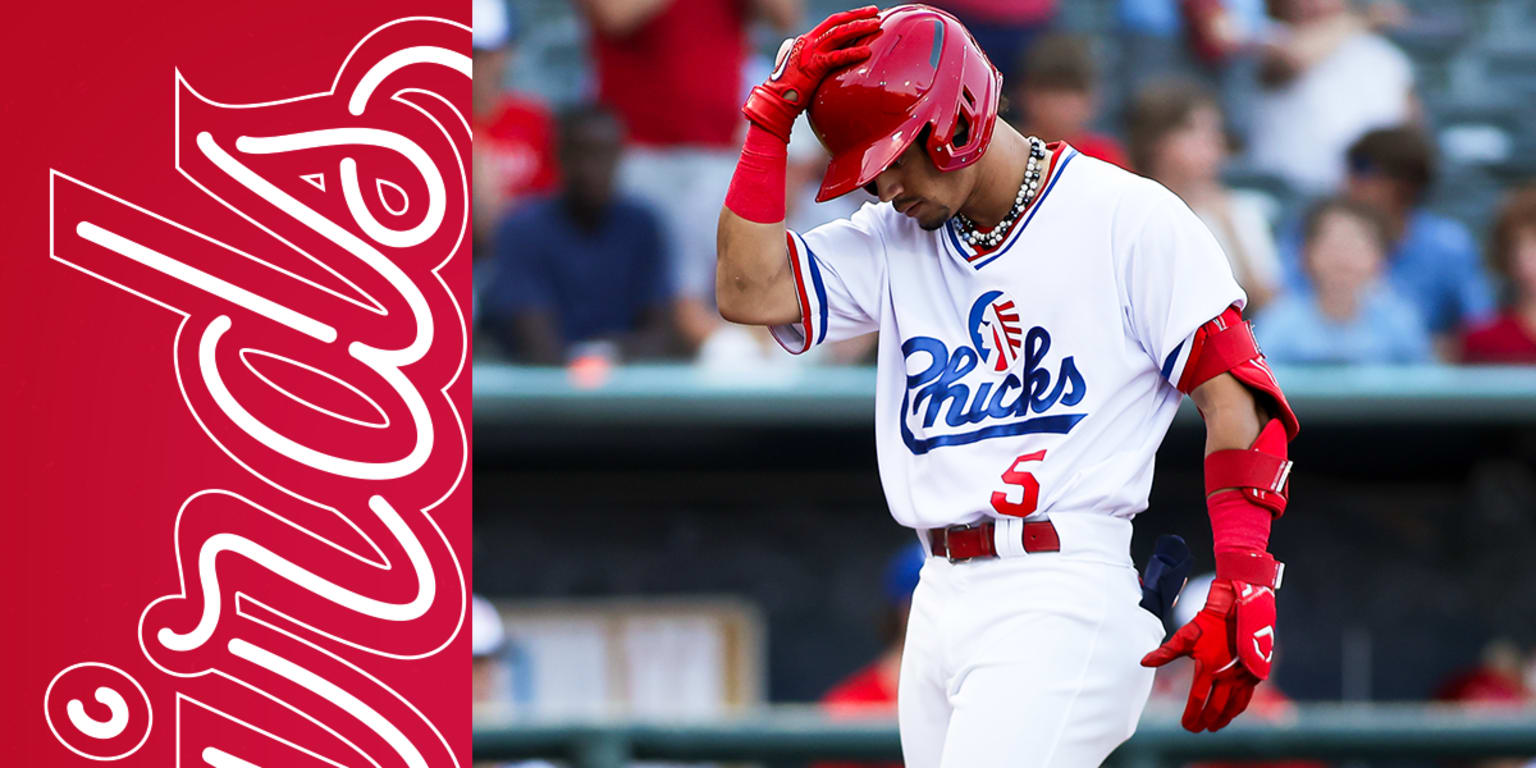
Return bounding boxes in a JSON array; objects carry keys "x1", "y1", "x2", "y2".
[
  {"x1": 741, "y1": 6, "x2": 881, "y2": 141},
  {"x1": 1141, "y1": 578, "x2": 1275, "y2": 732}
]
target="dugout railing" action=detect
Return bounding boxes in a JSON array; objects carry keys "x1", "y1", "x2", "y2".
[
  {"x1": 472, "y1": 704, "x2": 1536, "y2": 766},
  {"x1": 473, "y1": 363, "x2": 1536, "y2": 429}
]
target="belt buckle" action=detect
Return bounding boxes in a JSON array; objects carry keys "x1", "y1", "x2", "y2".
[{"x1": 943, "y1": 523, "x2": 978, "y2": 564}]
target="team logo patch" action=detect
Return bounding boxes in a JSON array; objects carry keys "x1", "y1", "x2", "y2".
[
  {"x1": 969, "y1": 290, "x2": 1023, "y2": 373},
  {"x1": 898, "y1": 292, "x2": 1089, "y2": 455}
]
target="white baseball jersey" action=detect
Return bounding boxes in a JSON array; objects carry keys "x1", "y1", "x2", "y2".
[{"x1": 772, "y1": 145, "x2": 1245, "y2": 531}]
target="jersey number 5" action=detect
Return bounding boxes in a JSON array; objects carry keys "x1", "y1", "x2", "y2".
[{"x1": 990, "y1": 450, "x2": 1046, "y2": 517}]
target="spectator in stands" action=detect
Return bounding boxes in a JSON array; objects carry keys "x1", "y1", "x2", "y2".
[
  {"x1": 1435, "y1": 639, "x2": 1531, "y2": 707},
  {"x1": 473, "y1": 594, "x2": 509, "y2": 713},
  {"x1": 934, "y1": 0, "x2": 1057, "y2": 83},
  {"x1": 1127, "y1": 78, "x2": 1282, "y2": 311},
  {"x1": 786, "y1": 113, "x2": 865, "y2": 235},
  {"x1": 472, "y1": 0, "x2": 558, "y2": 258},
  {"x1": 1257, "y1": 198, "x2": 1432, "y2": 364},
  {"x1": 576, "y1": 0, "x2": 801, "y2": 354},
  {"x1": 1278, "y1": 127, "x2": 1495, "y2": 350},
  {"x1": 1009, "y1": 34, "x2": 1129, "y2": 169},
  {"x1": 477, "y1": 105, "x2": 676, "y2": 364},
  {"x1": 1113, "y1": 0, "x2": 1273, "y2": 140},
  {"x1": 1433, "y1": 639, "x2": 1532, "y2": 768},
  {"x1": 1461, "y1": 186, "x2": 1536, "y2": 364},
  {"x1": 814, "y1": 543, "x2": 925, "y2": 768},
  {"x1": 1246, "y1": 0, "x2": 1415, "y2": 195}
]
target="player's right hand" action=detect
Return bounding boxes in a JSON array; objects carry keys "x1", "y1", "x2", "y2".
[
  {"x1": 741, "y1": 6, "x2": 881, "y2": 142},
  {"x1": 1140, "y1": 578, "x2": 1276, "y2": 732}
]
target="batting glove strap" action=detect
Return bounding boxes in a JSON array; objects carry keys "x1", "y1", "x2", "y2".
[
  {"x1": 1214, "y1": 550, "x2": 1283, "y2": 590},
  {"x1": 742, "y1": 85, "x2": 803, "y2": 143}
]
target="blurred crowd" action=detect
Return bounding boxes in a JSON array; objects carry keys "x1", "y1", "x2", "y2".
[{"x1": 470, "y1": 0, "x2": 1536, "y2": 371}]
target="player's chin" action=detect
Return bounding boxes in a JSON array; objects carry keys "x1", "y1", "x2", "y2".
[{"x1": 916, "y1": 208, "x2": 952, "y2": 231}]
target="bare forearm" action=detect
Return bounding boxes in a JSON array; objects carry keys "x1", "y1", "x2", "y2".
[
  {"x1": 715, "y1": 206, "x2": 796, "y2": 325},
  {"x1": 1191, "y1": 373, "x2": 1266, "y2": 459}
]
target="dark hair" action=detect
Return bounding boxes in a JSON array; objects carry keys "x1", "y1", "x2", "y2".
[
  {"x1": 555, "y1": 102, "x2": 622, "y2": 147},
  {"x1": 1302, "y1": 196, "x2": 1393, "y2": 255},
  {"x1": 1016, "y1": 34, "x2": 1096, "y2": 92},
  {"x1": 1489, "y1": 184, "x2": 1536, "y2": 279},
  {"x1": 1124, "y1": 78, "x2": 1222, "y2": 176},
  {"x1": 1346, "y1": 126, "x2": 1436, "y2": 203}
]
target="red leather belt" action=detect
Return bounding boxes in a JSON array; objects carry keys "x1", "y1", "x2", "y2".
[{"x1": 928, "y1": 519, "x2": 1061, "y2": 562}]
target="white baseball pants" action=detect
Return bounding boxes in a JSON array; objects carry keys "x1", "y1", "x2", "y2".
[{"x1": 899, "y1": 514, "x2": 1163, "y2": 768}]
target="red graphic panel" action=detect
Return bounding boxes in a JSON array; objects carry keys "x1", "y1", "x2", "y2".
[{"x1": 1, "y1": 4, "x2": 471, "y2": 766}]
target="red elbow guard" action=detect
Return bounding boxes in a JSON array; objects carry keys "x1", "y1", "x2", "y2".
[{"x1": 1177, "y1": 306, "x2": 1299, "y2": 441}]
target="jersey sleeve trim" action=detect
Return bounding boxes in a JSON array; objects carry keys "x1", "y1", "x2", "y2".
[
  {"x1": 768, "y1": 230, "x2": 828, "y2": 355},
  {"x1": 1161, "y1": 336, "x2": 1192, "y2": 386}
]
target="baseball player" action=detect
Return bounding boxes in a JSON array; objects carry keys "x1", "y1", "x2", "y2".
[{"x1": 715, "y1": 6, "x2": 1299, "y2": 766}]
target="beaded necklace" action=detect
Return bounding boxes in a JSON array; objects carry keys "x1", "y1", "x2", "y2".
[{"x1": 952, "y1": 136, "x2": 1047, "y2": 249}]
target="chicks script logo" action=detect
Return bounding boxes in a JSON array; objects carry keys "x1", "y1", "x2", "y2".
[
  {"x1": 34, "y1": 13, "x2": 471, "y2": 768},
  {"x1": 900, "y1": 291, "x2": 1088, "y2": 455}
]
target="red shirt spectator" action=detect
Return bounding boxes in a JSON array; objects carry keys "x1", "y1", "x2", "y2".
[
  {"x1": 1437, "y1": 665, "x2": 1529, "y2": 704},
  {"x1": 1461, "y1": 185, "x2": 1536, "y2": 364},
  {"x1": 812, "y1": 544, "x2": 922, "y2": 768},
  {"x1": 1068, "y1": 132, "x2": 1128, "y2": 169},
  {"x1": 475, "y1": 94, "x2": 558, "y2": 207},
  {"x1": 815, "y1": 660, "x2": 901, "y2": 768},
  {"x1": 822, "y1": 661, "x2": 897, "y2": 713},
  {"x1": 471, "y1": 0, "x2": 558, "y2": 250},
  {"x1": 589, "y1": 0, "x2": 747, "y2": 148},
  {"x1": 1434, "y1": 639, "x2": 1531, "y2": 708},
  {"x1": 1462, "y1": 313, "x2": 1536, "y2": 364},
  {"x1": 1010, "y1": 34, "x2": 1128, "y2": 170}
]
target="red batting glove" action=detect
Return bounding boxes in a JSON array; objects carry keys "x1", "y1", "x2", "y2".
[
  {"x1": 741, "y1": 6, "x2": 881, "y2": 141},
  {"x1": 1141, "y1": 578, "x2": 1277, "y2": 732}
]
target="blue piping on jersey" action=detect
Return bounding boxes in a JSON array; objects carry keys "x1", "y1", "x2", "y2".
[
  {"x1": 805, "y1": 243, "x2": 829, "y2": 345},
  {"x1": 970, "y1": 149, "x2": 1079, "y2": 270},
  {"x1": 1161, "y1": 340, "x2": 1184, "y2": 382}
]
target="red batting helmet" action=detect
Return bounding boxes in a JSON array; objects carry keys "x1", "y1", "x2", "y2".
[{"x1": 807, "y1": 4, "x2": 1002, "y2": 202}]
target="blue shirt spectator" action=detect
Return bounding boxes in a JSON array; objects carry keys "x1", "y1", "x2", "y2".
[
  {"x1": 1279, "y1": 209, "x2": 1495, "y2": 336},
  {"x1": 1256, "y1": 286, "x2": 1432, "y2": 364},
  {"x1": 1118, "y1": 0, "x2": 1267, "y2": 38},
  {"x1": 1280, "y1": 127, "x2": 1499, "y2": 339},
  {"x1": 1262, "y1": 197, "x2": 1435, "y2": 365},
  {"x1": 478, "y1": 105, "x2": 675, "y2": 363},
  {"x1": 481, "y1": 196, "x2": 670, "y2": 352}
]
